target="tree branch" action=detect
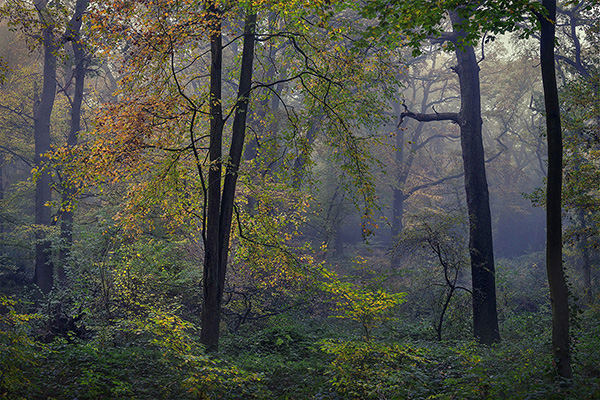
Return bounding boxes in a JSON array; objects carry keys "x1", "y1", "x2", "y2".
[{"x1": 399, "y1": 110, "x2": 459, "y2": 125}]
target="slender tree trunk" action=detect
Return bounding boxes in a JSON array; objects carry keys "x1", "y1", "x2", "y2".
[
  {"x1": 58, "y1": 0, "x2": 89, "y2": 281},
  {"x1": 218, "y1": 10, "x2": 257, "y2": 316},
  {"x1": 201, "y1": 9, "x2": 256, "y2": 351},
  {"x1": 436, "y1": 286, "x2": 455, "y2": 341},
  {"x1": 390, "y1": 119, "x2": 425, "y2": 239},
  {"x1": 34, "y1": 1, "x2": 57, "y2": 294},
  {"x1": 450, "y1": 11, "x2": 500, "y2": 345},
  {"x1": 201, "y1": 6, "x2": 225, "y2": 350},
  {"x1": 390, "y1": 74, "x2": 435, "y2": 240},
  {"x1": 391, "y1": 119, "x2": 405, "y2": 239},
  {"x1": 243, "y1": 11, "x2": 277, "y2": 211},
  {"x1": 578, "y1": 210, "x2": 592, "y2": 304},
  {"x1": 0, "y1": 152, "x2": 4, "y2": 236},
  {"x1": 539, "y1": 0, "x2": 572, "y2": 378}
]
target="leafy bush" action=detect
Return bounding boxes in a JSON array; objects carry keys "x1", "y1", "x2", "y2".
[
  {"x1": 219, "y1": 315, "x2": 333, "y2": 399},
  {"x1": 320, "y1": 339, "x2": 431, "y2": 399},
  {"x1": 0, "y1": 295, "x2": 267, "y2": 400},
  {"x1": 0, "y1": 295, "x2": 42, "y2": 397},
  {"x1": 320, "y1": 264, "x2": 405, "y2": 341}
]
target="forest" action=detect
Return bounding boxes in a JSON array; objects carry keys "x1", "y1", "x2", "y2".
[{"x1": 0, "y1": 0, "x2": 599, "y2": 398}]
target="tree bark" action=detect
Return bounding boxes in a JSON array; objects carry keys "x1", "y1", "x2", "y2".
[
  {"x1": 450, "y1": 11, "x2": 500, "y2": 345},
  {"x1": 58, "y1": 0, "x2": 89, "y2": 281},
  {"x1": 391, "y1": 86, "x2": 430, "y2": 239},
  {"x1": 578, "y1": 210, "x2": 591, "y2": 304},
  {"x1": 399, "y1": 12, "x2": 500, "y2": 345},
  {"x1": 34, "y1": 0, "x2": 57, "y2": 294},
  {"x1": 539, "y1": 0, "x2": 572, "y2": 378},
  {"x1": 201, "y1": 9, "x2": 256, "y2": 351},
  {"x1": 200, "y1": 5, "x2": 225, "y2": 350},
  {"x1": 391, "y1": 105, "x2": 407, "y2": 239},
  {"x1": 0, "y1": 152, "x2": 4, "y2": 236}
]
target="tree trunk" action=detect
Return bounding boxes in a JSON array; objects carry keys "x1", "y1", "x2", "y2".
[
  {"x1": 578, "y1": 209, "x2": 591, "y2": 304},
  {"x1": 243, "y1": 11, "x2": 278, "y2": 211},
  {"x1": 58, "y1": 0, "x2": 89, "y2": 282},
  {"x1": 200, "y1": 6, "x2": 225, "y2": 350},
  {"x1": 34, "y1": 1, "x2": 57, "y2": 294},
  {"x1": 391, "y1": 118, "x2": 406, "y2": 239},
  {"x1": 539, "y1": 0, "x2": 572, "y2": 378},
  {"x1": 450, "y1": 11, "x2": 500, "y2": 345},
  {"x1": 201, "y1": 9, "x2": 256, "y2": 351},
  {"x1": 397, "y1": 12, "x2": 500, "y2": 345},
  {"x1": 0, "y1": 152, "x2": 4, "y2": 236}
]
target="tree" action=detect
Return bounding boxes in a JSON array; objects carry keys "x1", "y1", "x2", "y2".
[
  {"x1": 556, "y1": 3, "x2": 599, "y2": 304},
  {"x1": 71, "y1": 0, "x2": 392, "y2": 351},
  {"x1": 538, "y1": 0, "x2": 572, "y2": 379},
  {"x1": 387, "y1": 48, "x2": 463, "y2": 239},
  {"x1": 200, "y1": 5, "x2": 257, "y2": 351},
  {"x1": 1, "y1": 0, "x2": 92, "y2": 293},
  {"x1": 394, "y1": 211, "x2": 470, "y2": 341},
  {"x1": 32, "y1": 0, "x2": 58, "y2": 294},
  {"x1": 392, "y1": 10, "x2": 501, "y2": 345},
  {"x1": 58, "y1": 0, "x2": 90, "y2": 279}
]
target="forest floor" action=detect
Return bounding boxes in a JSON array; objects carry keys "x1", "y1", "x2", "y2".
[{"x1": 2, "y1": 299, "x2": 600, "y2": 400}]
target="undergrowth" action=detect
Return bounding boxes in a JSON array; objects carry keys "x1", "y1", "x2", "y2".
[{"x1": 1, "y1": 297, "x2": 599, "y2": 399}]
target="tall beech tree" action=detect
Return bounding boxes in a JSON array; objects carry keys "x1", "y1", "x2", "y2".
[
  {"x1": 360, "y1": 0, "x2": 574, "y2": 347},
  {"x1": 33, "y1": 0, "x2": 58, "y2": 294},
  {"x1": 58, "y1": 0, "x2": 90, "y2": 278},
  {"x1": 362, "y1": 0, "x2": 588, "y2": 371},
  {"x1": 397, "y1": 11, "x2": 500, "y2": 345},
  {"x1": 2, "y1": 0, "x2": 92, "y2": 292},
  {"x1": 201, "y1": 6, "x2": 257, "y2": 350},
  {"x1": 74, "y1": 0, "x2": 391, "y2": 351},
  {"x1": 538, "y1": 0, "x2": 572, "y2": 378},
  {"x1": 361, "y1": 2, "x2": 504, "y2": 344}
]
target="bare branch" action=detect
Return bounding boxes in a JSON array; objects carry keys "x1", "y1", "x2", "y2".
[{"x1": 400, "y1": 110, "x2": 459, "y2": 125}]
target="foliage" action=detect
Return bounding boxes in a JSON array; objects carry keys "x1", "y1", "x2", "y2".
[
  {"x1": 358, "y1": 0, "x2": 544, "y2": 56},
  {"x1": 2, "y1": 276, "x2": 600, "y2": 400},
  {"x1": 0, "y1": 297, "x2": 268, "y2": 400},
  {"x1": 2, "y1": 0, "x2": 600, "y2": 398},
  {"x1": 320, "y1": 339, "x2": 431, "y2": 399},
  {"x1": 220, "y1": 315, "x2": 334, "y2": 399},
  {"x1": 0, "y1": 295, "x2": 42, "y2": 397},
  {"x1": 392, "y1": 210, "x2": 472, "y2": 340},
  {"x1": 320, "y1": 260, "x2": 405, "y2": 341},
  {"x1": 562, "y1": 72, "x2": 600, "y2": 247},
  {"x1": 495, "y1": 253, "x2": 550, "y2": 319}
]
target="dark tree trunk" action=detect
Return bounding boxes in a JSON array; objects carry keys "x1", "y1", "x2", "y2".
[
  {"x1": 58, "y1": 0, "x2": 89, "y2": 281},
  {"x1": 578, "y1": 210, "x2": 592, "y2": 304},
  {"x1": 243, "y1": 11, "x2": 277, "y2": 211},
  {"x1": 539, "y1": 0, "x2": 572, "y2": 378},
  {"x1": 201, "y1": 10, "x2": 256, "y2": 351},
  {"x1": 200, "y1": 8, "x2": 225, "y2": 350},
  {"x1": 397, "y1": 11, "x2": 500, "y2": 346},
  {"x1": 391, "y1": 118, "x2": 406, "y2": 239},
  {"x1": 34, "y1": 1, "x2": 57, "y2": 294},
  {"x1": 450, "y1": 12, "x2": 500, "y2": 345},
  {"x1": 0, "y1": 152, "x2": 4, "y2": 236}
]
